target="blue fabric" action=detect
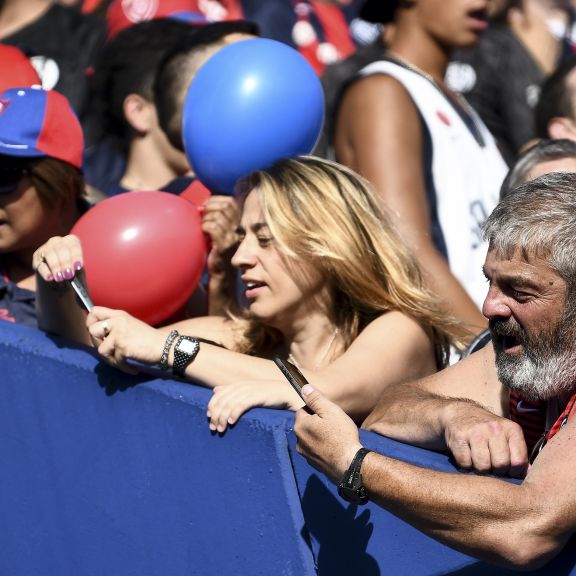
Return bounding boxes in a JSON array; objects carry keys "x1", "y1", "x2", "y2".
[
  {"x1": 0, "y1": 320, "x2": 574, "y2": 575},
  {"x1": 0, "y1": 88, "x2": 47, "y2": 158},
  {"x1": 0, "y1": 273, "x2": 36, "y2": 327},
  {"x1": 420, "y1": 113, "x2": 449, "y2": 261},
  {"x1": 0, "y1": 320, "x2": 316, "y2": 576},
  {"x1": 82, "y1": 138, "x2": 126, "y2": 195},
  {"x1": 168, "y1": 11, "x2": 208, "y2": 24},
  {"x1": 160, "y1": 175, "x2": 195, "y2": 195},
  {"x1": 105, "y1": 176, "x2": 196, "y2": 197}
]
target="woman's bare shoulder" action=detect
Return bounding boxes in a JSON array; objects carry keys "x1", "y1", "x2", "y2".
[
  {"x1": 359, "y1": 310, "x2": 432, "y2": 343},
  {"x1": 343, "y1": 311, "x2": 436, "y2": 371}
]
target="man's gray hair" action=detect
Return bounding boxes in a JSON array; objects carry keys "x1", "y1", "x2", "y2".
[
  {"x1": 499, "y1": 139, "x2": 576, "y2": 200},
  {"x1": 484, "y1": 172, "x2": 576, "y2": 288}
]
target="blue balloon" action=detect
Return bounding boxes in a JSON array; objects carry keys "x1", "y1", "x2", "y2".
[{"x1": 182, "y1": 38, "x2": 325, "y2": 195}]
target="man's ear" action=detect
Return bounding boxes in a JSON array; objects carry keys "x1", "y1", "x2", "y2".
[
  {"x1": 123, "y1": 93, "x2": 154, "y2": 134},
  {"x1": 548, "y1": 117, "x2": 576, "y2": 141},
  {"x1": 507, "y1": 6, "x2": 526, "y2": 33}
]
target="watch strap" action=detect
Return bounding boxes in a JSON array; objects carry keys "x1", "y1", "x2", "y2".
[
  {"x1": 172, "y1": 335, "x2": 200, "y2": 377},
  {"x1": 337, "y1": 447, "x2": 371, "y2": 505}
]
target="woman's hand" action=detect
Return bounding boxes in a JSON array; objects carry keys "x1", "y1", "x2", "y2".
[
  {"x1": 86, "y1": 306, "x2": 166, "y2": 374},
  {"x1": 201, "y1": 196, "x2": 240, "y2": 277},
  {"x1": 33, "y1": 234, "x2": 84, "y2": 283},
  {"x1": 207, "y1": 379, "x2": 305, "y2": 433}
]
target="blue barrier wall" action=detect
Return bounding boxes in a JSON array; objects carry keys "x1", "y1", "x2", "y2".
[{"x1": 0, "y1": 320, "x2": 574, "y2": 575}]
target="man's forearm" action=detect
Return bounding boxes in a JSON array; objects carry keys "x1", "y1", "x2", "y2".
[
  {"x1": 361, "y1": 452, "x2": 559, "y2": 569},
  {"x1": 362, "y1": 384, "x2": 458, "y2": 449},
  {"x1": 363, "y1": 345, "x2": 506, "y2": 446}
]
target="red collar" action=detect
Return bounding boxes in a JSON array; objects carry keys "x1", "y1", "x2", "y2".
[{"x1": 547, "y1": 393, "x2": 576, "y2": 441}]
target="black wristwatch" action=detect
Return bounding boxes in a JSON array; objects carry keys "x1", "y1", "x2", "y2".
[
  {"x1": 172, "y1": 335, "x2": 200, "y2": 377},
  {"x1": 337, "y1": 447, "x2": 371, "y2": 505}
]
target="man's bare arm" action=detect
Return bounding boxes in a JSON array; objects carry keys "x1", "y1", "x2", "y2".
[
  {"x1": 363, "y1": 345, "x2": 505, "y2": 438},
  {"x1": 296, "y1": 387, "x2": 576, "y2": 570},
  {"x1": 362, "y1": 346, "x2": 527, "y2": 475},
  {"x1": 360, "y1": 424, "x2": 574, "y2": 569}
]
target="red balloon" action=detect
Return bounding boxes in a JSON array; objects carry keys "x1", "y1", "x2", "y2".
[{"x1": 72, "y1": 191, "x2": 207, "y2": 325}]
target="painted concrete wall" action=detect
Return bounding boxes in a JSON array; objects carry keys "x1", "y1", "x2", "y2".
[{"x1": 0, "y1": 320, "x2": 573, "y2": 575}]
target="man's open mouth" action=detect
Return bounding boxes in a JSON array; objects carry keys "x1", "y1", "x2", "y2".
[{"x1": 496, "y1": 333, "x2": 523, "y2": 354}]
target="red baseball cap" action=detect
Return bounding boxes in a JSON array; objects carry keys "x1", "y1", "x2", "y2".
[
  {"x1": 0, "y1": 45, "x2": 41, "y2": 93},
  {"x1": 0, "y1": 88, "x2": 84, "y2": 170},
  {"x1": 106, "y1": 0, "x2": 207, "y2": 39}
]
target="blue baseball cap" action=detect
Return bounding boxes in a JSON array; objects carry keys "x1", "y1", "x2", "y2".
[{"x1": 0, "y1": 88, "x2": 84, "y2": 169}]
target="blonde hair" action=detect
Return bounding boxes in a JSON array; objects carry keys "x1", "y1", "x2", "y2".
[{"x1": 232, "y1": 156, "x2": 469, "y2": 366}]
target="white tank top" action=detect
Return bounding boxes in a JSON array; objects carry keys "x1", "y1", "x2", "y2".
[{"x1": 360, "y1": 60, "x2": 508, "y2": 308}]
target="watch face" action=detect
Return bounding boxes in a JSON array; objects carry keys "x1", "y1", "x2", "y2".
[
  {"x1": 337, "y1": 484, "x2": 367, "y2": 505},
  {"x1": 178, "y1": 339, "x2": 198, "y2": 354}
]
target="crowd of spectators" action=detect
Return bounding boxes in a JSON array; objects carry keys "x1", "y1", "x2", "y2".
[{"x1": 1, "y1": 0, "x2": 576, "y2": 570}]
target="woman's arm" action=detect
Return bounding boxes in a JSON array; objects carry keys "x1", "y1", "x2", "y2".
[
  {"x1": 309, "y1": 311, "x2": 437, "y2": 423},
  {"x1": 87, "y1": 306, "x2": 291, "y2": 384},
  {"x1": 88, "y1": 308, "x2": 439, "y2": 427},
  {"x1": 32, "y1": 227, "x2": 237, "y2": 343},
  {"x1": 205, "y1": 311, "x2": 441, "y2": 430}
]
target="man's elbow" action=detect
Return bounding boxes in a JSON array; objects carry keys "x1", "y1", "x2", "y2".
[
  {"x1": 361, "y1": 412, "x2": 380, "y2": 431},
  {"x1": 491, "y1": 530, "x2": 567, "y2": 571},
  {"x1": 502, "y1": 545, "x2": 560, "y2": 571},
  {"x1": 361, "y1": 412, "x2": 397, "y2": 436}
]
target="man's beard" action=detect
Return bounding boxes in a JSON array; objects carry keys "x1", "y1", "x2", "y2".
[{"x1": 490, "y1": 313, "x2": 576, "y2": 401}]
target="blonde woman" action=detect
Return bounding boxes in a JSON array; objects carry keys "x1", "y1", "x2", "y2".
[{"x1": 35, "y1": 156, "x2": 469, "y2": 431}]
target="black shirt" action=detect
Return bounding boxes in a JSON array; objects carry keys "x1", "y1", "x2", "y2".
[
  {"x1": 450, "y1": 24, "x2": 545, "y2": 166},
  {"x1": 2, "y1": 4, "x2": 106, "y2": 127}
]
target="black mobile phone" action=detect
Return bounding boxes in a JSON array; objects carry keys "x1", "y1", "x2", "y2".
[
  {"x1": 70, "y1": 276, "x2": 94, "y2": 312},
  {"x1": 273, "y1": 355, "x2": 308, "y2": 402}
]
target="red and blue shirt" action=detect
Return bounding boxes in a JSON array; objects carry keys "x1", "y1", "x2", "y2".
[{"x1": 0, "y1": 270, "x2": 37, "y2": 328}]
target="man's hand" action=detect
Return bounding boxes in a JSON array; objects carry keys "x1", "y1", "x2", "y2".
[
  {"x1": 294, "y1": 385, "x2": 363, "y2": 484},
  {"x1": 442, "y1": 402, "x2": 529, "y2": 478}
]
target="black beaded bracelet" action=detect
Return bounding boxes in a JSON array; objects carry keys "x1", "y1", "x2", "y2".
[{"x1": 160, "y1": 329, "x2": 179, "y2": 371}]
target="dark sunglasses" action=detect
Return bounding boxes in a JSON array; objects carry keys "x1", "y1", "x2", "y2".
[{"x1": 0, "y1": 164, "x2": 31, "y2": 196}]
